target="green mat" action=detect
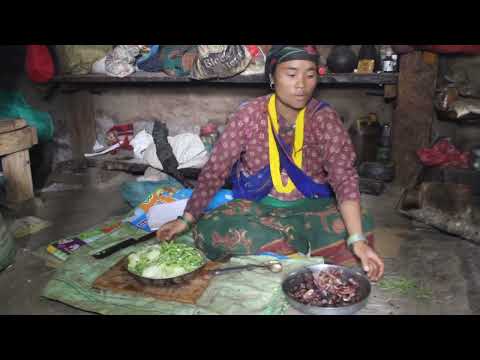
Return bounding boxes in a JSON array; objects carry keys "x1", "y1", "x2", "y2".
[{"x1": 42, "y1": 232, "x2": 324, "y2": 315}]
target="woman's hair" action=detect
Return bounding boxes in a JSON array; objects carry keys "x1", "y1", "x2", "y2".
[{"x1": 265, "y1": 45, "x2": 319, "y2": 81}]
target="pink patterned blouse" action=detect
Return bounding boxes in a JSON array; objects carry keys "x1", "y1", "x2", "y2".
[{"x1": 185, "y1": 95, "x2": 360, "y2": 220}]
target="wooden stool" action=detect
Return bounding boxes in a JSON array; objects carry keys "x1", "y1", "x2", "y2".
[{"x1": 0, "y1": 118, "x2": 38, "y2": 203}]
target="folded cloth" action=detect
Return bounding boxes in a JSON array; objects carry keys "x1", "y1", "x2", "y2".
[
  {"x1": 136, "y1": 45, "x2": 162, "y2": 71},
  {"x1": 417, "y1": 138, "x2": 470, "y2": 169},
  {"x1": 137, "y1": 46, "x2": 194, "y2": 76}
]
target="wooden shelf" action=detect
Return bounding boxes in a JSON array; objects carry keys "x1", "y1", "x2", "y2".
[
  {"x1": 52, "y1": 72, "x2": 399, "y2": 86},
  {"x1": 52, "y1": 73, "x2": 264, "y2": 84},
  {"x1": 317, "y1": 73, "x2": 398, "y2": 85}
]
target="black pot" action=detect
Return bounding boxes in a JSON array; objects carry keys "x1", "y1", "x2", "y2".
[
  {"x1": 327, "y1": 45, "x2": 357, "y2": 73},
  {"x1": 358, "y1": 161, "x2": 395, "y2": 182}
]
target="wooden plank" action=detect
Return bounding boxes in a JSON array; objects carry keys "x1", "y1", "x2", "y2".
[
  {"x1": 392, "y1": 51, "x2": 439, "y2": 186},
  {"x1": 52, "y1": 72, "x2": 399, "y2": 86},
  {"x1": 92, "y1": 257, "x2": 222, "y2": 305},
  {"x1": 52, "y1": 73, "x2": 266, "y2": 84},
  {"x1": 317, "y1": 73, "x2": 399, "y2": 85},
  {"x1": 64, "y1": 91, "x2": 96, "y2": 160},
  {"x1": 0, "y1": 119, "x2": 27, "y2": 134},
  {"x1": 0, "y1": 126, "x2": 38, "y2": 156},
  {"x1": 2, "y1": 150, "x2": 34, "y2": 203}
]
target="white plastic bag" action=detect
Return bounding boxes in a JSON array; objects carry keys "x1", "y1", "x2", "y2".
[
  {"x1": 143, "y1": 133, "x2": 209, "y2": 170},
  {"x1": 169, "y1": 133, "x2": 209, "y2": 169},
  {"x1": 130, "y1": 129, "x2": 154, "y2": 160}
]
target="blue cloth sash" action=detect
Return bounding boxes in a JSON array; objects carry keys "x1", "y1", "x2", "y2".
[{"x1": 230, "y1": 101, "x2": 333, "y2": 201}]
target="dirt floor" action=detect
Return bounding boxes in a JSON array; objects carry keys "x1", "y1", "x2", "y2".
[{"x1": 0, "y1": 166, "x2": 479, "y2": 315}]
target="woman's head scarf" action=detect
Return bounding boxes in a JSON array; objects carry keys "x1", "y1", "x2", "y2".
[{"x1": 265, "y1": 45, "x2": 319, "y2": 81}]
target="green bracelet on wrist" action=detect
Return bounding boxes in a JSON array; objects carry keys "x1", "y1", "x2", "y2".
[
  {"x1": 177, "y1": 216, "x2": 192, "y2": 230},
  {"x1": 347, "y1": 233, "x2": 367, "y2": 249}
]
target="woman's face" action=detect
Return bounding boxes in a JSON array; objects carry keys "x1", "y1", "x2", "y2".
[{"x1": 273, "y1": 59, "x2": 318, "y2": 111}]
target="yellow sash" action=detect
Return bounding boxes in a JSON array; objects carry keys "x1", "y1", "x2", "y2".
[{"x1": 267, "y1": 95, "x2": 306, "y2": 194}]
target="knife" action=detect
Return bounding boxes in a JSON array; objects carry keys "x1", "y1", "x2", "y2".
[{"x1": 92, "y1": 231, "x2": 157, "y2": 259}]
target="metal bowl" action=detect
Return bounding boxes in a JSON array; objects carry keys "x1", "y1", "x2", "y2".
[
  {"x1": 125, "y1": 249, "x2": 208, "y2": 287},
  {"x1": 281, "y1": 264, "x2": 371, "y2": 315}
]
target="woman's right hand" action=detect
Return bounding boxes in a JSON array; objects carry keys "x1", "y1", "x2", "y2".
[{"x1": 156, "y1": 219, "x2": 188, "y2": 242}]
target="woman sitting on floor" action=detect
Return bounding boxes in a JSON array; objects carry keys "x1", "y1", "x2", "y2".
[{"x1": 157, "y1": 45, "x2": 384, "y2": 281}]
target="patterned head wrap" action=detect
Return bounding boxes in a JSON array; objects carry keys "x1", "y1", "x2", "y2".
[{"x1": 265, "y1": 45, "x2": 319, "y2": 81}]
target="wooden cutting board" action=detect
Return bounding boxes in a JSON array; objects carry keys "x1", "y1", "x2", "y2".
[{"x1": 92, "y1": 257, "x2": 222, "y2": 305}]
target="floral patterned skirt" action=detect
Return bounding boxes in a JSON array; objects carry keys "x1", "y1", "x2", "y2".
[{"x1": 193, "y1": 197, "x2": 375, "y2": 266}]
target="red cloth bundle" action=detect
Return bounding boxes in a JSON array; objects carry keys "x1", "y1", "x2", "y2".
[{"x1": 417, "y1": 139, "x2": 470, "y2": 168}]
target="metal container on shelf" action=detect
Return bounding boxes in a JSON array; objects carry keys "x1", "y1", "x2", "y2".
[
  {"x1": 349, "y1": 113, "x2": 381, "y2": 165},
  {"x1": 358, "y1": 45, "x2": 381, "y2": 72}
]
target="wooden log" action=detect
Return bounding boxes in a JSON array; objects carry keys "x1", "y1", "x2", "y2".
[
  {"x1": 404, "y1": 207, "x2": 480, "y2": 245},
  {"x1": 0, "y1": 118, "x2": 27, "y2": 134},
  {"x1": 2, "y1": 150, "x2": 34, "y2": 203},
  {"x1": 0, "y1": 126, "x2": 38, "y2": 156},
  {"x1": 392, "y1": 51, "x2": 439, "y2": 186}
]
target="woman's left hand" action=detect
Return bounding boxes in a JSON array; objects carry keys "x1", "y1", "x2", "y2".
[{"x1": 352, "y1": 241, "x2": 384, "y2": 282}]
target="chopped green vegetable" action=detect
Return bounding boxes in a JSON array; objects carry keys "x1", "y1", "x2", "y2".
[
  {"x1": 127, "y1": 243, "x2": 205, "y2": 279},
  {"x1": 378, "y1": 276, "x2": 433, "y2": 302}
]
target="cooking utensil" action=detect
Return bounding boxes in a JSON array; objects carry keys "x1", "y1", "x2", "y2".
[
  {"x1": 126, "y1": 249, "x2": 209, "y2": 287},
  {"x1": 282, "y1": 264, "x2": 371, "y2": 315},
  {"x1": 127, "y1": 257, "x2": 283, "y2": 287},
  {"x1": 92, "y1": 231, "x2": 157, "y2": 259},
  {"x1": 209, "y1": 260, "x2": 283, "y2": 276}
]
